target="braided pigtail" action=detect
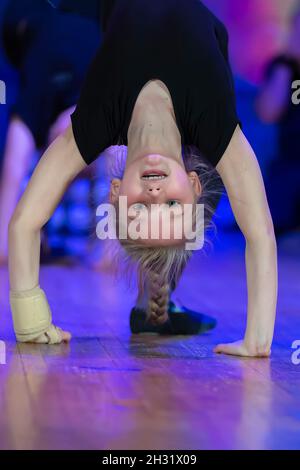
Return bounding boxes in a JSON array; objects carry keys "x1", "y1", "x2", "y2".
[
  {"x1": 116, "y1": 244, "x2": 192, "y2": 326},
  {"x1": 147, "y1": 271, "x2": 170, "y2": 325}
]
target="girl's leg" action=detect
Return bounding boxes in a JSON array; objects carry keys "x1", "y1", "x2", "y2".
[
  {"x1": 264, "y1": 160, "x2": 300, "y2": 234},
  {"x1": 0, "y1": 118, "x2": 35, "y2": 264},
  {"x1": 8, "y1": 124, "x2": 86, "y2": 342}
]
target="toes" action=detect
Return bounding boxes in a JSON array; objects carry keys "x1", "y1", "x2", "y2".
[
  {"x1": 61, "y1": 330, "x2": 72, "y2": 343},
  {"x1": 213, "y1": 344, "x2": 226, "y2": 354}
]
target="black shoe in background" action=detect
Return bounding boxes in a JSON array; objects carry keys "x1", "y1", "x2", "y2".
[{"x1": 130, "y1": 300, "x2": 217, "y2": 335}]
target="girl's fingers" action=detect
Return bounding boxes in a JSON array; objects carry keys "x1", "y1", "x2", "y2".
[
  {"x1": 214, "y1": 343, "x2": 234, "y2": 354},
  {"x1": 34, "y1": 328, "x2": 71, "y2": 344},
  {"x1": 214, "y1": 342, "x2": 246, "y2": 356},
  {"x1": 214, "y1": 341, "x2": 271, "y2": 358},
  {"x1": 61, "y1": 330, "x2": 72, "y2": 342}
]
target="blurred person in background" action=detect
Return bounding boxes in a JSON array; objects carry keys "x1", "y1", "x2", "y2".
[
  {"x1": 256, "y1": 4, "x2": 300, "y2": 235},
  {"x1": 0, "y1": 0, "x2": 101, "y2": 264}
]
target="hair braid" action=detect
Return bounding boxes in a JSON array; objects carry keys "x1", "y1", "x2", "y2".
[{"x1": 147, "y1": 271, "x2": 170, "y2": 325}]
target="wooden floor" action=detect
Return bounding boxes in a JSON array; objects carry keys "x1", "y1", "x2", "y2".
[{"x1": 0, "y1": 232, "x2": 299, "y2": 450}]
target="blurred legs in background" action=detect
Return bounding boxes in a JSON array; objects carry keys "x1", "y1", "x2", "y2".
[
  {"x1": 0, "y1": 118, "x2": 35, "y2": 263},
  {"x1": 0, "y1": 107, "x2": 78, "y2": 264},
  {"x1": 265, "y1": 159, "x2": 300, "y2": 235},
  {"x1": 0, "y1": 0, "x2": 101, "y2": 263}
]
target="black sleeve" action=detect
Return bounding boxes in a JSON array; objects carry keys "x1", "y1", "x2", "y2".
[
  {"x1": 69, "y1": 45, "x2": 114, "y2": 164},
  {"x1": 192, "y1": 94, "x2": 242, "y2": 168},
  {"x1": 213, "y1": 16, "x2": 229, "y2": 63}
]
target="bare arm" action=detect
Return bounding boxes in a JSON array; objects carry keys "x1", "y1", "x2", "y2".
[
  {"x1": 215, "y1": 125, "x2": 278, "y2": 357},
  {"x1": 8, "y1": 124, "x2": 87, "y2": 291}
]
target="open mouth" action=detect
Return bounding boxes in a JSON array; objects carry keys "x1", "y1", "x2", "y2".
[{"x1": 141, "y1": 170, "x2": 168, "y2": 181}]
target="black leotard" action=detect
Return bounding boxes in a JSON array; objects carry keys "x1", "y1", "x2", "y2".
[{"x1": 57, "y1": 0, "x2": 241, "y2": 166}]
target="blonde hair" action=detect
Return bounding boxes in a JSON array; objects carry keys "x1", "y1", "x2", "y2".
[{"x1": 103, "y1": 145, "x2": 223, "y2": 325}]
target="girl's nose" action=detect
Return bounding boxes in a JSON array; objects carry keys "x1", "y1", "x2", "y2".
[{"x1": 147, "y1": 186, "x2": 161, "y2": 195}]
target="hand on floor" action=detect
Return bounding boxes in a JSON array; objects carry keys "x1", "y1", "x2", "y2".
[
  {"x1": 33, "y1": 325, "x2": 72, "y2": 344},
  {"x1": 10, "y1": 286, "x2": 72, "y2": 345},
  {"x1": 214, "y1": 339, "x2": 271, "y2": 358}
]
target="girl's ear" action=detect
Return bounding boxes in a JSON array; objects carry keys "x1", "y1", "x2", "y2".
[
  {"x1": 187, "y1": 171, "x2": 202, "y2": 197},
  {"x1": 109, "y1": 178, "x2": 121, "y2": 203}
]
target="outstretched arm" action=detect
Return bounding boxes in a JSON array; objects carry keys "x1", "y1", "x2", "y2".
[
  {"x1": 8, "y1": 125, "x2": 87, "y2": 342},
  {"x1": 214, "y1": 125, "x2": 277, "y2": 357}
]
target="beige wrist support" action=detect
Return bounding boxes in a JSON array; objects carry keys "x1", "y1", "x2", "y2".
[{"x1": 9, "y1": 286, "x2": 62, "y2": 344}]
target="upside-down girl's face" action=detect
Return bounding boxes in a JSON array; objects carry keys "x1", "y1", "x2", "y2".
[{"x1": 109, "y1": 154, "x2": 202, "y2": 245}]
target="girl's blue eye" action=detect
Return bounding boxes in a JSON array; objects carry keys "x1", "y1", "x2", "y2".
[
  {"x1": 168, "y1": 200, "x2": 180, "y2": 207},
  {"x1": 132, "y1": 203, "x2": 147, "y2": 211}
]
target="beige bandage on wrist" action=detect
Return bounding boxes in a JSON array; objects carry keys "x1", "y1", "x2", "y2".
[{"x1": 9, "y1": 285, "x2": 62, "y2": 344}]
